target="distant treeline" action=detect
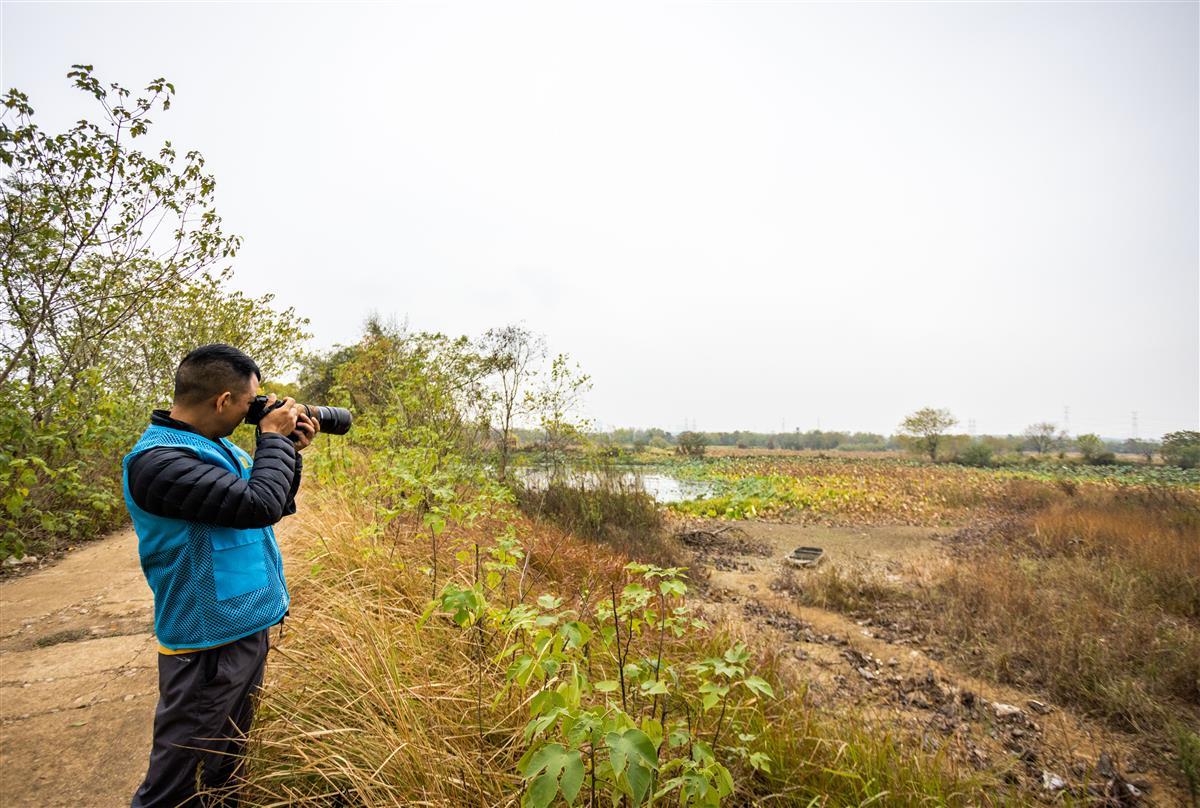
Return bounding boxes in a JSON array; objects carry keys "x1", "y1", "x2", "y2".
[
  {"x1": 601, "y1": 428, "x2": 893, "y2": 452},
  {"x1": 508, "y1": 427, "x2": 1164, "y2": 457}
]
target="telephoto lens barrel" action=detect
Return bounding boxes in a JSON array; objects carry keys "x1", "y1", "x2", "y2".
[
  {"x1": 245, "y1": 396, "x2": 353, "y2": 435},
  {"x1": 305, "y1": 405, "x2": 352, "y2": 435}
]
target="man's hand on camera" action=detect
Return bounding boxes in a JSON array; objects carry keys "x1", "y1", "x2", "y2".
[
  {"x1": 293, "y1": 411, "x2": 319, "y2": 451},
  {"x1": 259, "y1": 396, "x2": 300, "y2": 438}
]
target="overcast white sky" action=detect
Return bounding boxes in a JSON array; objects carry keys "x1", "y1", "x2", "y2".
[{"x1": 3, "y1": 1, "x2": 1197, "y2": 437}]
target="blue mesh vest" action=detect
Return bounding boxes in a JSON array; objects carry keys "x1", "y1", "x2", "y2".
[{"x1": 122, "y1": 424, "x2": 290, "y2": 650}]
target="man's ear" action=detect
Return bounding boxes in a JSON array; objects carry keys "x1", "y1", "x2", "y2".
[{"x1": 215, "y1": 391, "x2": 233, "y2": 413}]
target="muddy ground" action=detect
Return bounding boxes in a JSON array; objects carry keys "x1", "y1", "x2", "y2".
[{"x1": 676, "y1": 518, "x2": 1179, "y2": 805}]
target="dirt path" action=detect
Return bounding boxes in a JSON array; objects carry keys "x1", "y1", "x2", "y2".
[
  {"x1": 0, "y1": 523, "x2": 299, "y2": 808},
  {"x1": 681, "y1": 519, "x2": 1176, "y2": 805},
  {"x1": 0, "y1": 528, "x2": 158, "y2": 807}
]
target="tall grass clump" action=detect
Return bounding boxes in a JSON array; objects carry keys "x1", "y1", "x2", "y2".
[
  {"x1": 930, "y1": 487, "x2": 1200, "y2": 739},
  {"x1": 785, "y1": 564, "x2": 912, "y2": 616},
  {"x1": 515, "y1": 460, "x2": 677, "y2": 567}
]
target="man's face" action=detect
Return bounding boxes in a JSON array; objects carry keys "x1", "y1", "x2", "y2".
[{"x1": 214, "y1": 375, "x2": 260, "y2": 438}]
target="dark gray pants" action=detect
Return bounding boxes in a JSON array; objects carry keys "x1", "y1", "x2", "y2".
[{"x1": 132, "y1": 629, "x2": 270, "y2": 808}]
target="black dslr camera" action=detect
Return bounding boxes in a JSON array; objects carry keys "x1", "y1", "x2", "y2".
[{"x1": 244, "y1": 396, "x2": 353, "y2": 441}]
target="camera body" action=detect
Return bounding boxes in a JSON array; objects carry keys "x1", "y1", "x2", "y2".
[{"x1": 244, "y1": 396, "x2": 353, "y2": 440}]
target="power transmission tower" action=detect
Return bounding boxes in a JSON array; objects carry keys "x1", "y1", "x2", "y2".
[
  {"x1": 1063, "y1": 405, "x2": 1070, "y2": 436},
  {"x1": 1131, "y1": 411, "x2": 1138, "y2": 440},
  {"x1": 968, "y1": 418, "x2": 977, "y2": 437}
]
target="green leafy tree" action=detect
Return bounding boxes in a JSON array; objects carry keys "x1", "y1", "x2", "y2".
[
  {"x1": 1076, "y1": 433, "x2": 1116, "y2": 465},
  {"x1": 320, "y1": 318, "x2": 494, "y2": 594},
  {"x1": 1, "y1": 66, "x2": 240, "y2": 414},
  {"x1": 0, "y1": 67, "x2": 306, "y2": 559},
  {"x1": 531, "y1": 354, "x2": 592, "y2": 467},
  {"x1": 898, "y1": 407, "x2": 957, "y2": 462},
  {"x1": 676, "y1": 432, "x2": 706, "y2": 458},
  {"x1": 1023, "y1": 422, "x2": 1059, "y2": 455},
  {"x1": 1162, "y1": 431, "x2": 1200, "y2": 470},
  {"x1": 1121, "y1": 438, "x2": 1157, "y2": 464},
  {"x1": 479, "y1": 324, "x2": 545, "y2": 482},
  {"x1": 106, "y1": 268, "x2": 308, "y2": 407},
  {"x1": 956, "y1": 441, "x2": 993, "y2": 467}
]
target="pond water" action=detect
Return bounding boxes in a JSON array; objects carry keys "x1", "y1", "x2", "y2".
[{"x1": 517, "y1": 467, "x2": 717, "y2": 504}]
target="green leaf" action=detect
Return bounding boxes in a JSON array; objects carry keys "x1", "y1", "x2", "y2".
[
  {"x1": 749, "y1": 751, "x2": 772, "y2": 773},
  {"x1": 640, "y1": 716, "x2": 663, "y2": 750},
  {"x1": 724, "y1": 643, "x2": 751, "y2": 665},
  {"x1": 713, "y1": 762, "x2": 734, "y2": 796},
  {"x1": 594, "y1": 679, "x2": 620, "y2": 693},
  {"x1": 560, "y1": 620, "x2": 591, "y2": 649},
  {"x1": 742, "y1": 675, "x2": 775, "y2": 699},
  {"x1": 520, "y1": 743, "x2": 584, "y2": 808},
  {"x1": 606, "y1": 729, "x2": 658, "y2": 806},
  {"x1": 560, "y1": 750, "x2": 584, "y2": 804},
  {"x1": 508, "y1": 655, "x2": 535, "y2": 686},
  {"x1": 527, "y1": 771, "x2": 557, "y2": 808}
]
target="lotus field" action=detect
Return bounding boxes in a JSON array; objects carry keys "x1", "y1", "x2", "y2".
[{"x1": 667, "y1": 457, "x2": 1200, "y2": 523}]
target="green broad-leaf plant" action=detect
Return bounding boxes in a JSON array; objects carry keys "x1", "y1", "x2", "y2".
[{"x1": 422, "y1": 558, "x2": 775, "y2": 807}]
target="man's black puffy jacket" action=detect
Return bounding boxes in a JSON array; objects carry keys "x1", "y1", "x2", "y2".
[{"x1": 126, "y1": 410, "x2": 302, "y2": 528}]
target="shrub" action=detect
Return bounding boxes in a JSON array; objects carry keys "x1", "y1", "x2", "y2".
[
  {"x1": 1163, "y1": 431, "x2": 1200, "y2": 469},
  {"x1": 1076, "y1": 433, "x2": 1116, "y2": 465},
  {"x1": 956, "y1": 442, "x2": 993, "y2": 468},
  {"x1": 676, "y1": 432, "x2": 706, "y2": 457},
  {"x1": 514, "y1": 467, "x2": 678, "y2": 567}
]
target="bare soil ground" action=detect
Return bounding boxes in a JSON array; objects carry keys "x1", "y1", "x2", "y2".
[
  {"x1": 678, "y1": 518, "x2": 1179, "y2": 805},
  {"x1": 0, "y1": 524, "x2": 298, "y2": 808}
]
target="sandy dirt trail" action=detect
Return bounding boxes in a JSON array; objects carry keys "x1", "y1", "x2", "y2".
[
  {"x1": 0, "y1": 522, "x2": 298, "y2": 808},
  {"x1": 1, "y1": 528, "x2": 158, "y2": 807}
]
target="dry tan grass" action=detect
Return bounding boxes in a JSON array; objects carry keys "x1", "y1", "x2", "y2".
[
  {"x1": 931, "y1": 488, "x2": 1200, "y2": 734},
  {"x1": 238, "y1": 472, "x2": 1000, "y2": 806},
  {"x1": 797, "y1": 485, "x2": 1199, "y2": 742}
]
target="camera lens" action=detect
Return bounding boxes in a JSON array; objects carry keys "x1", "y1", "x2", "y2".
[
  {"x1": 312, "y1": 406, "x2": 352, "y2": 435},
  {"x1": 244, "y1": 397, "x2": 352, "y2": 436}
]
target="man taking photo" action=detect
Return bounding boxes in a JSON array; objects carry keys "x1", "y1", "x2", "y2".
[{"x1": 123, "y1": 344, "x2": 318, "y2": 807}]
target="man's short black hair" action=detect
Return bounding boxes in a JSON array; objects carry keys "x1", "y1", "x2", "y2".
[{"x1": 174, "y1": 344, "x2": 261, "y2": 405}]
